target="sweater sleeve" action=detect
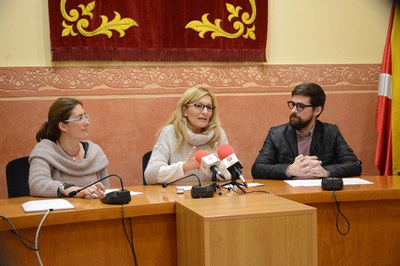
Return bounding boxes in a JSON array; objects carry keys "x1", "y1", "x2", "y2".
[
  {"x1": 144, "y1": 126, "x2": 183, "y2": 184},
  {"x1": 144, "y1": 140, "x2": 185, "y2": 185},
  {"x1": 29, "y1": 157, "x2": 62, "y2": 197}
]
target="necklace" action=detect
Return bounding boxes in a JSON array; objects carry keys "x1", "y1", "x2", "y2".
[{"x1": 57, "y1": 141, "x2": 80, "y2": 161}]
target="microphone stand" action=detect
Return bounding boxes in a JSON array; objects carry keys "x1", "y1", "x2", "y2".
[
  {"x1": 68, "y1": 174, "x2": 131, "y2": 204},
  {"x1": 210, "y1": 173, "x2": 222, "y2": 195},
  {"x1": 162, "y1": 174, "x2": 214, "y2": 198},
  {"x1": 222, "y1": 173, "x2": 247, "y2": 193}
]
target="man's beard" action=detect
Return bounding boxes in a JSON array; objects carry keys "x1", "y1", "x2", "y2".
[{"x1": 289, "y1": 114, "x2": 313, "y2": 130}]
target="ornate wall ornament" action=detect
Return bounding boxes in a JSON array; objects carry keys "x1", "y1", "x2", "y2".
[
  {"x1": 186, "y1": 0, "x2": 256, "y2": 40},
  {"x1": 0, "y1": 64, "x2": 380, "y2": 98},
  {"x1": 60, "y1": 0, "x2": 138, "y2": 38}
]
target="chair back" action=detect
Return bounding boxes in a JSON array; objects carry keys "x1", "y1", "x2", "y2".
[
  {"x1": 142, "y1": 151, "x2": 152, "y2": 185},
  {"x1": 6, "y1": 156, "x2": 30, "y2": 198}
]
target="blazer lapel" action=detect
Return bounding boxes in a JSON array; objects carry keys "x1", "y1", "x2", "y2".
[
  {"x1": 285, "y1": 125, "x2": 298, "y2": 156},
  {"x1": 310, "y1": 121, "x2": 322, "y2": 155}
]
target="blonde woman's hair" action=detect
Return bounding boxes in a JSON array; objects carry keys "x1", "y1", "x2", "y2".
[{"x1": 157, "y1": 87, "x2": 222, "y2": 151}]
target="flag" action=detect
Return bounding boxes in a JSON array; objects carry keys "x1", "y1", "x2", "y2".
[
  {"x1": 375, "y1": 0, "x2": 399, "y2": 176},
  {"x1": 393, "y1": 1, "x2": 400, "y2": 176}
]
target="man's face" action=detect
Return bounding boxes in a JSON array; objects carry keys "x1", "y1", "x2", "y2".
[{"x1": 288, "y1": 95, "x2": 315, "y2": 130}]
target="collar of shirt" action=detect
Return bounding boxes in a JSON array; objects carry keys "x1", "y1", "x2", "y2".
[{"x1": 296, "y1": 125, "x2": 315, "y2": 138}]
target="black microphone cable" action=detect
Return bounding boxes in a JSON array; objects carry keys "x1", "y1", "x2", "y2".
[
  {"x1": 68, "y1": 174, "x2": 126, "y2": 197},
  {"x1": 0, "y1": 215, "x2": 38, "y2": 251},
  {"x1": 333, "y1": 190, "x2": 350, "y2": 236},
  {"x1": 1, "y1": 209, "x2": 51, "y2": 266},
  {"x1": 161, "y1": 173, "x2": 202, "y2": 187},
  {"x1": 121, "y1": 205, "x2": 138, "y2": 266},
  {"x1": 243, "y1": 186, "x2": 271, "y2": 194}
]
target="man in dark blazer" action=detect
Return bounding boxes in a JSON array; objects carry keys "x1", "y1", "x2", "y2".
[{"x1": 251, "y1": 83, "x2": 362, "y2": 180}]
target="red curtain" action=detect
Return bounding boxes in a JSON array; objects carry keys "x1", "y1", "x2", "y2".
[{"x1": 48, "y1": 0, "x2": 268, "y2": 62}]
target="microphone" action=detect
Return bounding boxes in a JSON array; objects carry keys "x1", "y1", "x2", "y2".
[
  {"x1": 321, "y1": 160, "x2": 362, "y2": 191},
  {"x1": 217, "y1": 144, "x2": 248, "y2": 187},
  {"x1": 68, "y1": 174, "x2": 131, "y2": 204},
  {"x1": 195, "y1": 150, "x2": 226, "y2": 180},
  {"x1": 162, "y1": 174, "x2": 214, "y2": 198}
]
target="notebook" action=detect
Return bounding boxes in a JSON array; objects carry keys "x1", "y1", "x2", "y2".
[{"x1": 22, "y1": 199, "x2": 75, "y2": 213}]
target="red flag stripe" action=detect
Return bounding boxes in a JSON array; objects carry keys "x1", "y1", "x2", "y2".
[{"x1": 381, "y1": 2, "x2": 395, "y2": 74}]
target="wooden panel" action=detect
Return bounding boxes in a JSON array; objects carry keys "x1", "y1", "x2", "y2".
[
  {"x1": 176, "y1": 195, "x2": 317, "y2": 266},
  {"x1": 254, "y1": 177, "x2": 400, "y2": 266},
  {"x1": 0, "y1": 214, "x2": 176, "y2": 266},
  {"x1": 309, "y1": 200, "x2": 400, "y2": 266}
]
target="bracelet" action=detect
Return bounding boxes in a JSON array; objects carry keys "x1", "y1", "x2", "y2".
[
  {"x1": 57, "y1": 183, "x2": 66, "y2": 198},
  {"x1": 57, "y1": 183, "x2": 75, "y2": 198}
]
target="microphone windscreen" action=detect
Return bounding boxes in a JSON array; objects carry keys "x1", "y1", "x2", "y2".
[
  {"x1": 195, "y1": 150, "x2": 210, "y2": 163},
  {"x1": 217, "y1": 144, "x2": 235, "y2": 160}
]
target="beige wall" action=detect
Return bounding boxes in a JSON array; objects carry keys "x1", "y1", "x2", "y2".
[
  {"x1": 0, "y1": 0, "x2": 391, "y2": 66},
  {"x1": 0, "y1": 1, "x2": 392, "y2": 199}
]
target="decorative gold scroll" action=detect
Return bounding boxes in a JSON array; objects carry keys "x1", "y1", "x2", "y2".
[
  {"x1": 60, "y1": 0, "x2": 138, "y2": 38},
  {"x1": 185, "y1": 0, "x2": 256, "y2": 40}
]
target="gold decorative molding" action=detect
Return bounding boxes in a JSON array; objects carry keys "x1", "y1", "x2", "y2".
[
  {"x1": 186, "y1": 0, "x2": 256, "y2": 40},
  {"x1": 0, "y1": 64, "x2": 380, "y2": 99},
  {"x1": 61, "y1": 0, "x2": 138, "y2": 38}
]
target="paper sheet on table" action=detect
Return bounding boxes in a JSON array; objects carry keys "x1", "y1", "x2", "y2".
[
  {"x1": 175, "y1": 186, "x2": 193, "y2": 191},
  {"x1": 106, "y1": 189, "x2": 143, "y2": 196},
  {"x1": 284, "y1": 178, "x2": 373, "y2": 187}
]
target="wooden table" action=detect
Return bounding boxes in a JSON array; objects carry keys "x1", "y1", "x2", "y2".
[
  {"x1": 176, "y1": 194, "x2": 316, "y2": 266},
  {"x1": 255, "y1": 176, "x2": 400, "y2": 266},
  {"x1": 1, "y1": 176, "x2": 400, "y2": 266},
  {"x1": 0, "y1": 185, "x2": 178, "y2": 266}
]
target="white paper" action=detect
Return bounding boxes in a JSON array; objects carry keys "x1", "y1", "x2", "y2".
[
  {"x1": 247, "y1": 182, "x2": 264, "y2": 187},
  {"x1": 106, "y1": 189, "x2": 143, "y2": 196},
  {"x1": 22, "y1": 199, "x2": 75, "y2": 213},
  {"x1": 284, "y1": 178, "x2": 373, "y2": 187},
  {"x1": 175, "y1": 186, "x2": 193, "y2": 191}
]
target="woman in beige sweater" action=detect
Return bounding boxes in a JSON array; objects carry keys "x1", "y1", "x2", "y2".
[
  {"x1": 145, "y1": 87, "x2": 229, "y2": 185},
  {"x1": 29, "y1": 98, "x2": 109, "y2": 199}
]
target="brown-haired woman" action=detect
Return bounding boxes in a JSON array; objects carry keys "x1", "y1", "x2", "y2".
[{"x1": 29, "y1": 97, "x2": 110, "y2": 199}]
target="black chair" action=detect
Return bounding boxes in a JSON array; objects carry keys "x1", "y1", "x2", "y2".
[
  {"x1": 6, "y1": 156, "x2": 30, "y2": 198},
  {"x1": 142, "y1": 151, "x2": 152, "y2": 185}
]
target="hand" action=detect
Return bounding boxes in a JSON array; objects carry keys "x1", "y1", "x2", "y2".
[
  {"x1": 309, "y1": 165, "x2": 329, "y2": 178},
  {"x1": 288, "y1": 155, "x2": 323, "y2": 178},
  {"x1": 183, "y1": 146, "x2": 199, "y2": 173},
  {"x1": 214, "y1": 142, "x2": 219, "y2": 152},
  {"x1": 79, "y1": 183, "x2": 106, "y2": 199}
]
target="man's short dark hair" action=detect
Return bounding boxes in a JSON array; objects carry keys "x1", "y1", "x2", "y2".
[{"x1": 291, "y1": 83, "x2": 326, "y2": 113}]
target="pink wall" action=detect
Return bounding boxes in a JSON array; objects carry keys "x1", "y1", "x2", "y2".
[{"x1": 0, "y1": 64, "x2": 380, "y2": 199}]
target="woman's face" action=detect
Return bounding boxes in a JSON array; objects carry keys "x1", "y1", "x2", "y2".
[
  {"x1": 183, "y1": 95, "x2": 214, "y2": 133},
  {"x1": 60, "y1": 104, "x2": 90, "y2": 140}
]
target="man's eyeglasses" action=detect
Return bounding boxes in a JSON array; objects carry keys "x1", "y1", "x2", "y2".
[
  {"x1": 64, "y1": 114, "x2": 90, "y2": 123},
  {"x1": 187, "y1": 103, "x2": 215, "y2": 112},
  {"x1": 287, "y1": 101, "x2": 314, "y2": 112}
]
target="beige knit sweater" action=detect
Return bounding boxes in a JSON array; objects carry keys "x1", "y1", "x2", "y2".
[
  {"x1": 144, "y1": 124, "x2": 229, "y2": 185},
  {"x1": 29, "y1": 139, "x2": 109, "y2": 197}
]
